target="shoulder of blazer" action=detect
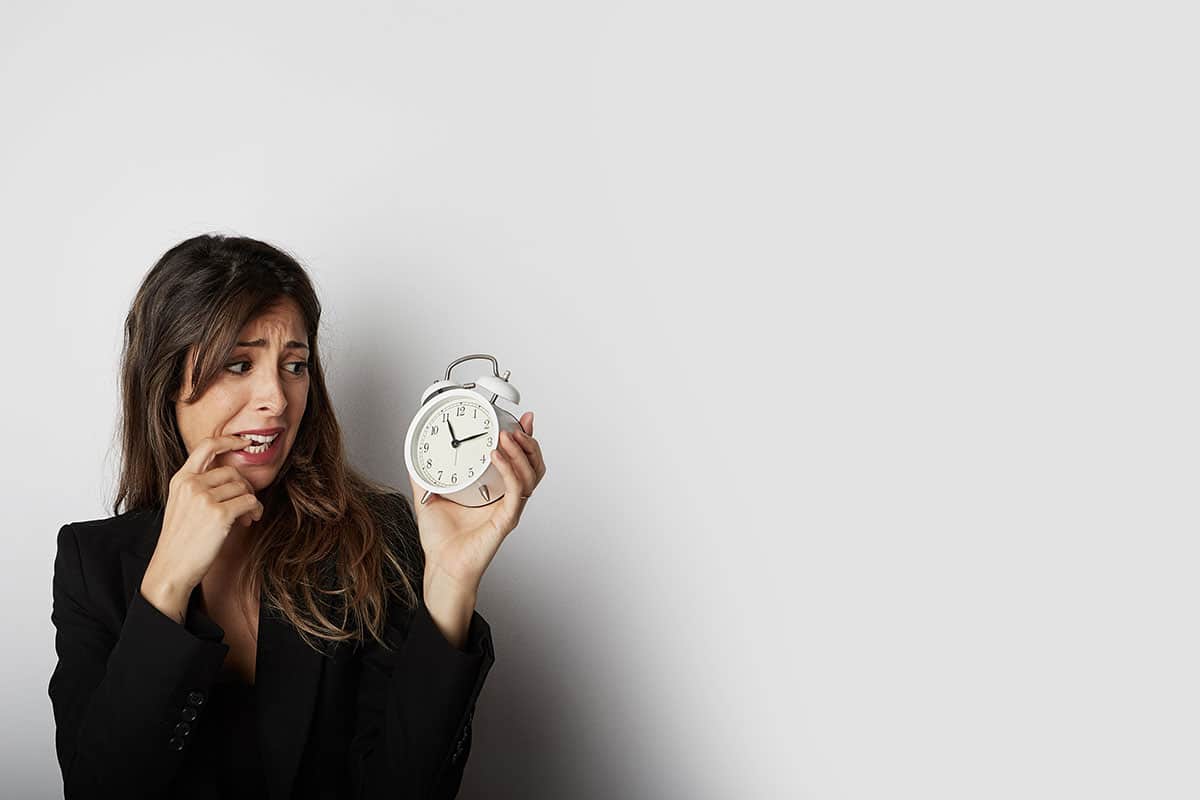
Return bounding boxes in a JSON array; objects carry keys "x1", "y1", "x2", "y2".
[
  {"x1": 58, "y1": 508, "x2": 167, "y2": 626},
  {"x1": 65, "y1": 506, "x2": 165, "y2": 562}
]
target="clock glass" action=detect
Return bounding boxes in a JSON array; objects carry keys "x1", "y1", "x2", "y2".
[{"x1": 413, "y1": 396, "x2": 495, "y2": 489}]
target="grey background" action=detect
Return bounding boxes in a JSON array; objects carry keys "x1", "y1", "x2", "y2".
[{"x1": 2, "y1": 1, "x2": 1195, "y2": 798}]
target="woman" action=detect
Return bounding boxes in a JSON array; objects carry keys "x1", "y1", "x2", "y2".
[{"x1": 47, "y1": 234, "x2": 546, "y2": 799}]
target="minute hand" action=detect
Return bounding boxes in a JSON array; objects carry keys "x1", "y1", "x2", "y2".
[{"x1": 456, "y1": 431, "x2": 491, "y2": 444}]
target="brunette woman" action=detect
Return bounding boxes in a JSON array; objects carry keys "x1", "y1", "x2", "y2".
[{"x1": 48, "y1": 234, "x2": 546, "y2": 799}]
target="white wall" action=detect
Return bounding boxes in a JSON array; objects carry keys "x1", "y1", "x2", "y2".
[{"x1": 2, "y1": 1, "x2": 1195, "y2": 797}]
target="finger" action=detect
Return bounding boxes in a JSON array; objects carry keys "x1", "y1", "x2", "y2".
[
  {"x1": 489, "y1": 441, "x2": 527, "y2": 521},
  {"x1": 182, "y1": 435, "x2": 252, "y2": 475},
  {"x1": 207, "y1": 473, "x2": 261, "y2": 520},
  {"x1": 197, "y1": 465, "x2": 251, "y2": 489},
  {"x1": 221, "y1": 492, "x2": 262, "y2": 524},
  {"x1": 235, "y1": 505, "x2": 264, "y2": 526},
  {"x1": 206, "y1": 468, "x2": 257, "y2": 503},
  {"x1": 510, "y1": 428, "x2": 545, "y2": 478},
  {"x1": 519, "y1": 411, "x2": 534, "y2": 437},
  {"x1": 197, "y1": 467, "x2": 256, "y2": 502},
  {"x1": 210, "y1": 479, "x2": 255, "y2": 504},
  {"x1": 499, "y1": 430, "x2": 536, "y2": 491}
]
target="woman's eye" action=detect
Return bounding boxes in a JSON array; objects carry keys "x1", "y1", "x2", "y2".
[{"x1": 223, "y1": 361, "x2": 310, "y2": 376}]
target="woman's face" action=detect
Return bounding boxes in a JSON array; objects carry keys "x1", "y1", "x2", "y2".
[{"x1": 174, "y1": 297, "x2": 310, "y2": 491}]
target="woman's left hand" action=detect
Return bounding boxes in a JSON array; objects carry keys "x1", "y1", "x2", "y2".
[{"x1": 407, "y1": 411, "x2": 546, "y2": 597}]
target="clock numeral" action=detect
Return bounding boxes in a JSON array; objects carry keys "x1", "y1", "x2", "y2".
[
  {"x1": 486, "y1": 436, "x2": 493, "y2": 447},
  {"x1": 425, "y1": 459, "x2": 432, "y2": 468},
  {"x1": 421, "y1": 443, "x2": 429, "y2": 452},
  {"x1": 483, "y1": 419, "x2": 490, "y2": 428},
  {"x1": 456, "y1": 406, "x2": 465, "y2": 416},
  {"x1": 437, "y1": 470, "x2": 443, "y2": 480},
  {"x1": 451, "y1": 473, "x2": 458, "y2": 484},
  {"x1": 468, "y1": 468, "x2": 474, "y2": 477},
  {"x1": 431, "y1": 425, "x2": 439, "y2": 435}
]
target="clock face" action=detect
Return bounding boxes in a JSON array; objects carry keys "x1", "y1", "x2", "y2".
[{"x1": 412, "y1": 396, "x2": 496, "y2": 489}]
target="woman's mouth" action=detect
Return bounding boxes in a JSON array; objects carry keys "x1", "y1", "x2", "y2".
[{"x1": 235, "y1": 431, "x2": 283, "y2": 463}]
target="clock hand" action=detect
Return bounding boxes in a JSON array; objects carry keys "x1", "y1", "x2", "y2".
[
  {"x1": 457, "y1": 431, "x2": 490, "y2": 444},
  {"x1": 446, "y1": 418, "x2": 460, "y2": 446}
]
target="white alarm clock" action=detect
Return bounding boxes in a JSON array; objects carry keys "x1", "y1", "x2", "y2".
[{"x1": 403, "y1": 353, "x2": 523, "y2": 507}]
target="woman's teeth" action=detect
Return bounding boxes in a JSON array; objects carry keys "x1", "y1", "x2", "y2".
[{"x1": 239, "y1": 432, "x2": 279, "y2": 453}]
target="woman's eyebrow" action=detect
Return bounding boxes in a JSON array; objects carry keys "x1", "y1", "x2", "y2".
[{"x1": 236, "y1": 338, "x2": 309, "y2": 350}]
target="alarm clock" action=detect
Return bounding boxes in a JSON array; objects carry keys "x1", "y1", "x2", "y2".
[{"x1": 403, "y1": 353, "x2": 523, "y2": 507}]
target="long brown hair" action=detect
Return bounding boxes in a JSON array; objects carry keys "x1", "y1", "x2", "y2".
[{"x1": 112, "y1": 233, "x2": 422, "y2": 654}]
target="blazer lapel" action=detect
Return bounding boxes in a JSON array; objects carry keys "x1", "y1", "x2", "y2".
[{"x1": 119, "y1": 507, "x2": 326, "y2": 800}]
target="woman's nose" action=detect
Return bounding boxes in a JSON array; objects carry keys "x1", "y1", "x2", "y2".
[{"x1": 253, "y1": 371, "x2": 288, "y2": 415}]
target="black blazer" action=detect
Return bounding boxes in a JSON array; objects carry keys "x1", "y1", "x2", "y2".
[{"x1": 47, "y1": 494, "x2": 495, "y2": 800}]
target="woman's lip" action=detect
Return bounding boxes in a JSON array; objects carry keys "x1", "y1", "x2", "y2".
[{"x1": 233, "y1": 427, "x2": 285, "y2": 435}]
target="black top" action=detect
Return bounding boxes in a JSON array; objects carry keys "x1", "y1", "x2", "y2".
[
  {"x1": 195, "y1": 672, "x2": 268, "y2": 798},
  {"x1": 50, "y1": 497, "x2": 495, "y2": 798}
]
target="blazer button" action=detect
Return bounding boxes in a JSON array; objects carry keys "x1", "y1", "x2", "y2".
[
  {"x1": 174, "y1": 721, "x2": 192, "y2": 737},
  {"x1": 181, "y1": 706, "x2": 198, "y2": 723},
  {"x1": 168, "y1": 736, "x2": 185, "y2": 751},
  {"x1": 187, "y1": 690, "x2": 206, "y2": 707}
]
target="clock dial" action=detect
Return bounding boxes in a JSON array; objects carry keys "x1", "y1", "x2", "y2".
[{"x1": 413, "y1": 397, "x2": 495, "y2": 489}]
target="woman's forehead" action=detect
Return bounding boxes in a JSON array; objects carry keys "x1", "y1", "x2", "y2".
[{"x1": 239, "y1": 299, "x2": 308, "y2": 343}]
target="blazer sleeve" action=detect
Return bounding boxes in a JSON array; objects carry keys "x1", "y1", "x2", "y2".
[
  {"x1": 47, "y1": 522, "x2": 232, "y2": 799},
  {"x1": 347, "y1": 494, "x2": 497, "y2": 800}
]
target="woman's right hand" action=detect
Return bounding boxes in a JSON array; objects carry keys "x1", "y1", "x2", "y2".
[{"x1": 140, "y1": 435, "x2": 263, "y2": 622}]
